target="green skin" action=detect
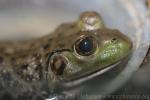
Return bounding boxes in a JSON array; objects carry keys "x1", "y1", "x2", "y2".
[{"x1": 0, "y1": 11, "x2": 132, "y2": 99}]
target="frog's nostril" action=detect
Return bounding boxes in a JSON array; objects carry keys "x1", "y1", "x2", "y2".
[{"x1": 50, "y1": 54, "x2": 68, "y2": 75}]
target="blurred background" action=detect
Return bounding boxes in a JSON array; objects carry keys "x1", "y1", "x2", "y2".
[{"x1": 0, "y1": 0, "x2": 149, "y2": 100}]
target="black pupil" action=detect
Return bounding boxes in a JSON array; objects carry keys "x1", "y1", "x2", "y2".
[{"x1": 79, "y1": 38, "x2": 93, "y2": 54}]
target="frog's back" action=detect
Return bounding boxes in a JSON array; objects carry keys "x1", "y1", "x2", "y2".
[{"x1": 0, "y1": 22, "x2": 79, "y2": 99}]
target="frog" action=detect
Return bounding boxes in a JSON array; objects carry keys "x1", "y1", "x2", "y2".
[{"x1": 0, "y1": 11, "x2": 132, "y2": 100}]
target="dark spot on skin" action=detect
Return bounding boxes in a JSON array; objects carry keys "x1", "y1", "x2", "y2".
[
  {"x1": 48, "y1": 38, "x2": 52, "y2": 42},
  {"x1": 35, "y1": 64, "x2": 41, "y2": 71},
  {"x1": 21, "y1": 64, "x2": 28, "y2": 69},
  {"x1": 43, "y1": 44, "x2": 50, "y2": 50}
]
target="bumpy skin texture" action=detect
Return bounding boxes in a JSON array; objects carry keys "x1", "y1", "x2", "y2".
[{"x1": 0, "y1": 11, "x2": 132, "y2": 100}]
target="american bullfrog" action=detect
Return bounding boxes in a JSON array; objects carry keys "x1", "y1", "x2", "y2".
[{"x1": 0, "y1": 11, "x2": 132, "y2": 100}]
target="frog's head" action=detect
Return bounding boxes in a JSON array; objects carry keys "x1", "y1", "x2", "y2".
[{"x1": 47, "y1": 29, "x2": 132, "y2": 87}]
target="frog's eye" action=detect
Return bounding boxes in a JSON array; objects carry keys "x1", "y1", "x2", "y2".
[{"x1": 74, "y1": 36, "x2": 97, "y2": 56}]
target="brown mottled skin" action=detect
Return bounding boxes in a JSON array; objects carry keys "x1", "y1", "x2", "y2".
[{"x1": 0, "y1": 23, "x2": 79, "y2": 99}]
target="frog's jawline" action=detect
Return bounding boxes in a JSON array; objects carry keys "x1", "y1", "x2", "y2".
[
  {"x1": 60, "y1": 61, "x2": 121, "y2": 88},
  {"x1": 60, "y1": 49, "x2": 132, "y2": 88}
]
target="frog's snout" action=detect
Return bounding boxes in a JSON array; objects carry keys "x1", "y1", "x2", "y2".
[{"x1": 49, "y1": 53, "x2": 68, "y2": 76}]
